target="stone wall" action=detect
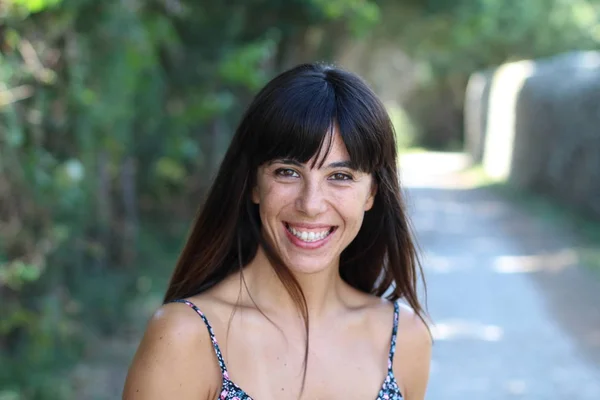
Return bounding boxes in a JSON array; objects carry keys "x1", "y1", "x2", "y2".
[{"x1": 465, "y1": 51, "x2": 600, "y2": 217}]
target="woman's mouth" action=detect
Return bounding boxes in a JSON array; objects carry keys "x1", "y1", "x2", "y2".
[{"x1": 284, "y1": 223, "x2": 336, "y2": 243}]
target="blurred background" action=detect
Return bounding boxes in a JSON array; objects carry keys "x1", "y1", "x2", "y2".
[{"x1": 1, "y1": 0, "x2": 600, "y2": 399}]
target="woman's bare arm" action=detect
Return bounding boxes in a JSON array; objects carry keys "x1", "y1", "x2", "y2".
[
  {"x1": 123, "y1": 302, "x2": 222, "y2": 400},
  {"x1": 394, "y1": 306, "x2": 432, "y2": 400}
]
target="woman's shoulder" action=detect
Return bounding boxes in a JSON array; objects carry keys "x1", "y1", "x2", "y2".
[
  {"x1": 357, "y1": 293, "x2": 430, "y2": 343},
  {"x1": 148, "y1": 299, "x2": 216, "y2": 337},
  {"x1": 353, "y1": 292, "x2": 431, "y2": 399},
  {"x1": 344, "y1": 290, "x2": 398, "y2": 325},
  {"x1": 395, "y1": 301, "x2": 431, "y2": 339},
  {"x1": 393, "y1": 302, "x2": 432, "y2": 400},
  {"x1": 122, "y1": 299, "x2": 222, "y2": 399}
]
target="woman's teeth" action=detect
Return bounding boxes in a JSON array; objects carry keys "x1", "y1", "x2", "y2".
[{"x1": 287, "y1": 225, "x2": 332, "y2": 242}]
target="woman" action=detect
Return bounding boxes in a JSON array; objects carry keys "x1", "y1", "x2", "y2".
[{"x1": 123, "y1": 63, "x2": 431, "y2": 400}]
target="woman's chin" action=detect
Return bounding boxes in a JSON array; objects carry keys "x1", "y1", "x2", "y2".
[{"x1": 282, "y1": 255, "x2": 335, "y2": 276}]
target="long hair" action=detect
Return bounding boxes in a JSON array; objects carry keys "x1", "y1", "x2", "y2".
[{"x1": 164, "y1": 62, "x2": 426, "y2": 387}]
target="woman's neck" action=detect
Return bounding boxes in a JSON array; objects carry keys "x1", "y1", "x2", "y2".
[{"x1": 239, "y1": 246, "x2": 347, "y2": 321}]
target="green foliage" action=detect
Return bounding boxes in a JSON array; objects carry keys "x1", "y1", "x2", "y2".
[
  {"x1": 6, "y1": 0, "x2": 63, "y2": 14},
  {"x1": 385, "y1": 103, "x2": 417, "y2": 150},
  {"x1": 370, "y1": 0, "x2": 600, "y2": 148},
  {"x1": 219, "y1": 38, "x2": 278, "y2": 90},
  {"x1": 0, "y1": 0, "x2": 380, "y2": 398},
  {"x1": 3, "y1": 0, "x2": 598, "y2": 396}
]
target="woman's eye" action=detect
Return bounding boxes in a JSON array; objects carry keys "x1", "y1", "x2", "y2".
[
  {"x1": 275, "y1": 168, "x2": 299, "y2": 178},
  {"x1": 330, "y1": 172, "x2": 353, "y2": 181}
]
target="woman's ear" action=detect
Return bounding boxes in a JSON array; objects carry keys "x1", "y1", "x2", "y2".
[
  {"x1": 252, "y1": 169, "x2": 264, "y2": 205},
  {"x1": 365, "y1": 181, "x2": 377, "y2": 211}
]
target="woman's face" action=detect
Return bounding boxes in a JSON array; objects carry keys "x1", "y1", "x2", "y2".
[{"x1": 252, "y1": 128, "x2": 376, "y2": 275}]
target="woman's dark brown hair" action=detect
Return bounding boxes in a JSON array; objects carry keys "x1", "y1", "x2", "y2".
[{"x1": 164, "y1": 62, "x2": 426, "y2": 388}]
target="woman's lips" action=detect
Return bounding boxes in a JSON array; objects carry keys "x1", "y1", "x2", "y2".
[{"x1": 283, "y1": 222, "x2": 336, "y2": 249}]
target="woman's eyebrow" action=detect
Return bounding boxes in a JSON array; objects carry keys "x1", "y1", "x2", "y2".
[
  {"x1": 325, "y1": 161, "x2": 354, "y2": 169},
  {"x1": 269, "y1": 158, "x2": 303, "y2": 166}
]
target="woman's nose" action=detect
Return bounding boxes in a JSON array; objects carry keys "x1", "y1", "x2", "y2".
[{"x1": 295, "y1": 181, "x2": 327, "y2": 217}]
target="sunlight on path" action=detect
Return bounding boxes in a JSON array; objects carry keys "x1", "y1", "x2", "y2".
[
  {"x1": 401, "y1": 152, "x2": 600, "y2": 399},
  {"x1": 399, "y1": 152, "x2": 476, "y2": 189}
]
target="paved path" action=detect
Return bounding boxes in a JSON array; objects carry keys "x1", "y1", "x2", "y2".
[{"x1": 400, "y1": 152, "x2": 600, "y2": 400}]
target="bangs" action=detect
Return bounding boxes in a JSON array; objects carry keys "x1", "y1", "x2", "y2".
[{"x1": 247, "y1": 75, "x2": 385, "y2": 173}]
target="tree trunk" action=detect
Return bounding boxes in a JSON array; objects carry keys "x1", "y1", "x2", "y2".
[
  {"x1": 95, "y1": 150, "x2": 111, "y2": 270},
  {"x1": 120, "y1": 156, "x2": 138, "y2": 267}
]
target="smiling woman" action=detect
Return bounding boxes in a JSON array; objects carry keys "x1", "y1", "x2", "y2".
[
  {"x1": 252, "y1": 134, "x2": 376, "y2": 276},
  {"x1": 123, "y1": 63, "x2": 431, "y2": 400}
]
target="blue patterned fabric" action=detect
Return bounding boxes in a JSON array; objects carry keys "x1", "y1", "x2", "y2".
[{"x1": 173, "y1": 299, "x2": 402, "y2": 399}]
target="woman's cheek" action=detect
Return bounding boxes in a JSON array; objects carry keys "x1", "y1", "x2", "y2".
[{"x1": 330, "y1": 186, "x2": 366, "y2": 209}]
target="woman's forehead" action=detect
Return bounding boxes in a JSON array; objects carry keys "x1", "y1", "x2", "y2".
[
  {"x1": 267, "y1": 129, "x2": 352, "y2": 168},
  {"x1": 310, "y1": 128, "x2": 349, "y2": 165}
]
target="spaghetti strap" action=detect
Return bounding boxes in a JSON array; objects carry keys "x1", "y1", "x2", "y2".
[
  {"x1": 171, "y1": 299, "x2": 231, "y2": 379},
  {"x1": 387, "y1": 300, "x2": 400, "y2": 371},
  {"x1": 169, "y1": 298, "x2": 403, "y2": 400}
]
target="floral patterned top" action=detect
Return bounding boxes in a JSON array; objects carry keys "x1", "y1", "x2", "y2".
[{"x1": 172, "y1": 299, "x2": 403, "y2": 400}]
